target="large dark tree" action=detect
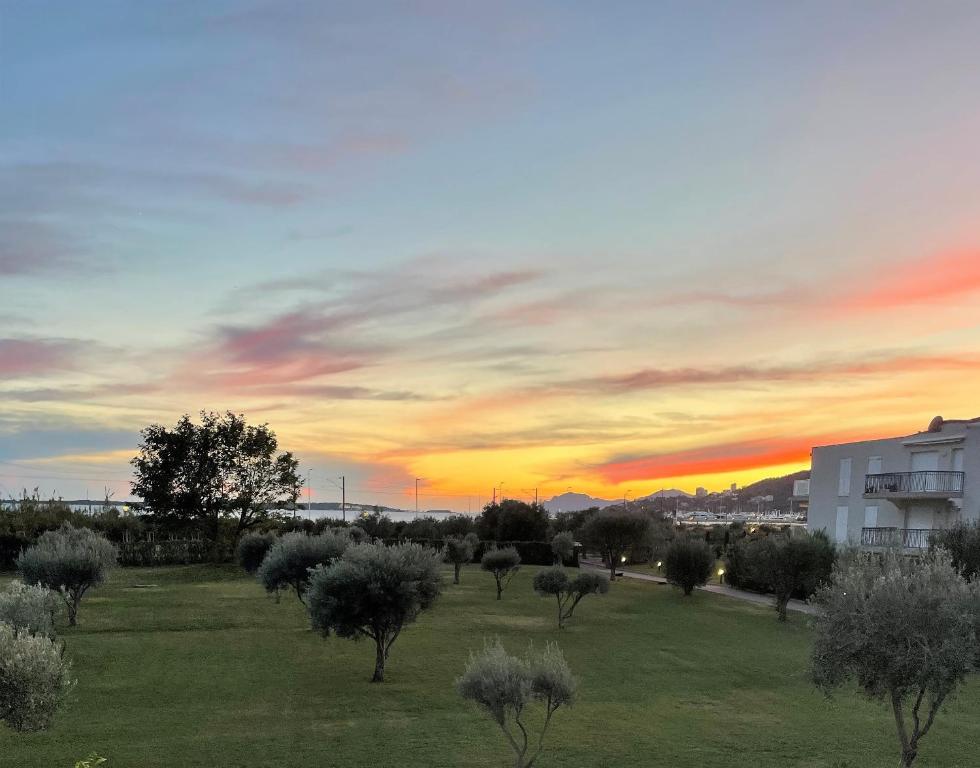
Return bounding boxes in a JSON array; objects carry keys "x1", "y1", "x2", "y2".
[
  {"x1": 131, "y1": 412, "x2": 301, "y2": 550},
  {"x1": 580, "y1": 510, "x2": 651, "y2": 581},
  {"x1": 477, "y1": 499, "x2": 548, "y2": 542}
]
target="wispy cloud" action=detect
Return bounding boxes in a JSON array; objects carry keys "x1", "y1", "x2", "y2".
[{"x1": 0, "y1": 338, "x2": 85, "y2": 378}]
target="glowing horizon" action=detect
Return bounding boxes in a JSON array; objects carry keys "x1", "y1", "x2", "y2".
[{"x1": 3, "y1": 3, "x2": 980, "y2": 511}]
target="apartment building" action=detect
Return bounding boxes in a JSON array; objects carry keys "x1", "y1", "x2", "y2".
[{"x1": 807, "y1": 416, "x2": 978, "y2": 549}]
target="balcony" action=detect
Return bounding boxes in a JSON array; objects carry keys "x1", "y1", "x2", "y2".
[
  {"x1": 861, "y1": 527, "x2": 932, "y2": 550},
  {"x1": 863, "y1": 471, "x2": 964, "y2": 500}
]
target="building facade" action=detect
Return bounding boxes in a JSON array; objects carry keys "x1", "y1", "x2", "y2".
[{"x1": 807, "y1": 416, "x2": 979, "y2": 549}]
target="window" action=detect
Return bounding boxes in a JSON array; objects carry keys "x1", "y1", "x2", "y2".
[
  {"x1": 835, "y1": 506, "x2": 849, "y2": 543},
  {"x1": 838, "y1": 458, "x2": 852, "y2": 496},
  {"x1": 868, "y1": 456, "x2": 882, "y2": 475},
  {"x1": 864, "y1": 506, "x2": 878, "y2": 528}
]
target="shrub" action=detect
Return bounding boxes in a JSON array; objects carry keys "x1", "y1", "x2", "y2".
[
  {"x1": 664, "y1": 537, "x2": 713, "y2": 596},
  {"x1": 0, "y1": 581, "x2": 58, "y2": 639},
  {"x1": 743, "y1": 531, "x2": 835, "y2": 620},
  {"x1": 236, "y1": 531, "x2": 277, "y2": 575},
  {"x1": 443, "y1": 536, "x2": 475, "y2": 584},
  {"x1": 533, "y1": 567, "x2": 609, "y2": 628},
  {"x1": 812, "y1": 549, "x2": 979, "y2": 767},
  {"x1": 17, "y1": 524, "x2": 118, "y2": 626},
  {"x1": 347, "y1": 525, "x2": 369, "y2": 544},
  {"x1": 580, "y1": 510, "x2": 651, "y2": 580},
  {"x1": 457, "y1": 639, "x2": 575, "y2": 768},
  {"x1": 257, "y1": 530, "x2": 350, "y2": 604},
  {"x1": 481, "y1": 547, "x2": 521, "y2": 600},
  {"x1": 306, "y1": 541, "x2": 443, "y2": 682},
  {"x1": 550, "y1": 532, "x2": 575, "y2": 565},
  {"x1": 928, "y1": 522, "x2": 980, "y2": 579},
  {"x1": 0, "y1": 621, "x2": 73, "y2": 732}
]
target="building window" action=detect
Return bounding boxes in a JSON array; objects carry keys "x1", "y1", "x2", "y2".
[
  {"x1": 864, "y1": 506, "x2": 878, "y2": 528},
  {"x1": 835, "y1": 505, "x2": 849, "y2": 543},
  {"x1": 868, "y1": 456, "x2": 882, "y2": 475},
  {"x1": 838, "y1": 458, "x2": 852, "y2": 496}
]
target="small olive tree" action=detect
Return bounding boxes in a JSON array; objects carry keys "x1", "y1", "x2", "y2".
[
  {"x1": 257, "y1": 530, "x2": 349, "y2": 604},
  {"x1": 580, "y1": 510, "x2": 650, "y2": 581},
  {"x1": 745, "y1": 531, "x2": 835, "y2": 621},
  {"x1": 812, "y1": 549, "x2": 979, "y2": 767},
  {"x1": 550, "y1": 532, "x2": 575, "y2": 565},
  {"x1": 457, "y1": 639, "x2": 575, "y2": 768},
  {"x1": 0, "y1": 581, "x2": 58, "y2": 639},
  {"x1": 306, "y1": 541, "x2": 443, "y2": 682},
  {"x1": 444, "y1": 536, "x2": 475, "y2": 585},
  {"x1": 0, "y1": 622, "x2": 73, "y2": 732},
  {"x1": 533, "y1": 567, "x2": 609, "y2": 628},
  {"x1": 236, "y1": 531, "x2": 278, "y2": 575},
  {"x1": 664, "y1": 537, "x2": 713, "y2": 596},
  {"x1": 928, "y1": 522, "x2": 980, "y2": 579},
  {"x1": 17, "y1": 524, "x2": 118, "y2": 626},
  {"x1": 481, "y1": 547, "x2": 521, "y2": 600}
]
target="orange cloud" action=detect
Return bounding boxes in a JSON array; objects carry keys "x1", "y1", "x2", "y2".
[{"x1": 840, "y1": 248, "x2": 980, "y2": 311}]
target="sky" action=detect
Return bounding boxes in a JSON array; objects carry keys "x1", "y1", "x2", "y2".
[{"x1": 2, "y1": 1, "x2": 980, "y2": 511}]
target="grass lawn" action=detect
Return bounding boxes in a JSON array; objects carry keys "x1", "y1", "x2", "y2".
[{"x1": 2, "y1": 564, "x2": 978, "y2": 767}]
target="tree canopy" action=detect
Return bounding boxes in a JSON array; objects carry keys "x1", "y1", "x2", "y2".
[
  {"x1": 533, "y1": 567, "x2": 609, "y2": 628},
  {"x1": 580, "y1": 510, "x2": 651, "y2": 580},
  {"x1": 257, "y1": 531, "x2": 350, "y2": 604},
  {"x1": 481, "y1": 547, "x2": 522, "y2": 600},
  {"x1": 0, "y1": 622, "x2": 73, "y2": 732},
  {"x1": 131, "y1": 411, "x2": 301, "y2": 545},
  {"x1": 743, "y1": 531, "x2": 835, "y2": 620},
  {"x1": 306, "y1": 541, "x2": 443, "y2": 682},
  {"x1": 812, "y1": 549, "x2": 979, "y2": 767}
]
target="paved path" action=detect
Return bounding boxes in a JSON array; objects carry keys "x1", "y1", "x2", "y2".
[{"x1": 581, "y1": 560, "x2": 819, "y2": 616}]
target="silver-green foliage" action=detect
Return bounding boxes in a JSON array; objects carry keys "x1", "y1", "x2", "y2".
[
  {"x1": 0, "y1": 581, "x2": 59, "y2": 639},
  {"x1": 457, "y1": 639, "x2": 575, "y2": 768},
  {"x1": 256, "y1": 530, "x2": 350, "y2": 604},
  {"x1": 0, "y1": 621, "x2": 73, "y2": 732},
  {"x1": 480, "y1": 547, "x2": 521, "y2": 600},
  {"x1": 550, "y1": 532, "x2": 575, "y2": 564},
  {"x1": 532, "y1": 567, "x2": 609, "y2": 628},
  {"x1": 17, "y1": 524, "x2": 118, "y2": 626},
  {"x1": 443, "y1": 536, "x2": 475, "y2": 584},
  {"x1": 306, "y1": 541, "x2": 443, "y2": 682},
  {"x1": 812, "y1": 549, "x2": 980, "y2": 767}
]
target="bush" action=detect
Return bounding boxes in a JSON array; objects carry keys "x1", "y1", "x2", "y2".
[
  {"x1": 257, "y1": 531, "x2": 350, "y2": 604},
  {"x1": 664, "y1": 537, "x2": 713, "y2": 596},
  {"x1": 236, "y1": 531, "x2": 277, "y2": 575},
  {"x1": 307, "y1": 541, "x2": 443, "y2": 682},
  {"x1": 0, "y1": 581, "x2": 58, "y2": 639},
  {"x1": 550, "y1": 532, "x2": 576, "y2": 564},
  {"x1": 117, "y1": 538, "x2": 212, "y2": 567},
  {"x1": 0, "y1": 621, "x2": 73, "y2": 732},
  {"x1": 17, "y1": 524, "x2": 118, "y2": 626},
  {"x1": 929, "y1": 522, "x2": 980, "y2": 580},
  {"x1": 533, "y1": 567, "x2": 609, "y2": 628},
  {"x1": 443, "y1": 536, "x2": 475, "y2": 584},
  {"x1": 457, "y1": 639, "x2": 575, "y2": 768},
  {"x1": 481, "y1": 547, "x2": 521, "y2": 600}
]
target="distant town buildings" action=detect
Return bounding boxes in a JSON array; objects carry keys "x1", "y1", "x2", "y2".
[
  {"x1": 807, "y1": 416, "x2": 978, "y2": 550},
  {"x1": 695, "y1": 487, "x2": 707, "y2": 498}
]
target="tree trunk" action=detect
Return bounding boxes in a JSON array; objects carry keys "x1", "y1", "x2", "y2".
[
  {"x1": 496, "y1": 578, "x2": 503, "y2": 600},
  {"x1": 902, "y1": 748, "x2": 917, "y2": 767},
  {"x1": 608, "y1": 553, "x2": 616, "y2": 582},
  {"x1": 776, "y1": 596, "x2": 788, "y2": 622},
  {"x1": 454, "y1": 563, "x2": 461, "y2": 585},
  {"x1": 372, "y1": 640, "x2": 387, "y2": 683},
  {"x1": 68, "y1": 593, "x2": 80, "y2": 626}
]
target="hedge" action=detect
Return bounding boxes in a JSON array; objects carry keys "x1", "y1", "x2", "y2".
[
  {"x1": 117, "y1": 539, "x2": 214, "y2": 567},
  {"x1": 384, "y1": 539, "x2": 579, "y2": 567}
]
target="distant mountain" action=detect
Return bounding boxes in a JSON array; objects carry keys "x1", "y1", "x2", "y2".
[
  {"x1": 637, "y1": 488, "x2": 693, "y2": 500},
  {"x1": 543, "y1": 492, "x2": 618, "y2": 513},
  {"x1": 738, "y1": 470, "x2": 810, "y2": 508}
]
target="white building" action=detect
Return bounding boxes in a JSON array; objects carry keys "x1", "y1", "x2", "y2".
[{"x1": 807, "y1": 416, "x2": 978, "y2": 549}]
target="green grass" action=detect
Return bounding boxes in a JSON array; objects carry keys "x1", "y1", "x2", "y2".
[{"x1": 2, "y1": 564, "x2": 978, "y2": 767}]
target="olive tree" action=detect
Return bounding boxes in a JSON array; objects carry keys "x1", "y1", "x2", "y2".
[
  {"x1": 0, "y1": 622, "x2": 73, "y2": 732},
  {"x1": 533, "y1": 567, "x2": 609, "y2": 628},
  {"x1": 929, "y1": 522, "x2": 980, "y2": 579},
  {"x1": 0, "y1": 581, "x2": 58, "y2": 639},
  {"x1": 306, "y1": 541, "x2": 443, "y2": 682},
  {"x1": 580, "y1": 510, "x2": 650, "y2": 580},
  {"x1": 745, "y1": 531, "x2": 835, "y2": 621},
  {"x1": 444, "y1": 536, "x2": 475, "y2": 585},
  {"x1": 257, "y1": 530, "x2": 349, "y2": 604},
  {"x1": 550, "y1": 531, "x2": 575, "y2": 565},
  {"x1": 663, "y1": 537, "x2": 713, "y2": 596},
  {"x1": 17, "y1": 524, "x2": 118, "y2": 626},
  {"x1": 481, "y1": 547, "x2": 521, "y2": 600},
  {"x1": 457, "y1": 639, "x2": 575, "y2": 768},
  {"x1": 812, "y1": 549, "x2": 979, "y2": 767},
  {"x1": 236, "y1": 531, "x2": 277, "y2": 575}
]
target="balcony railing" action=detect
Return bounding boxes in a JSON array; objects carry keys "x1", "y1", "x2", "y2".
[
  {"x1": 860, "y1": 527, "x2": 932, "y2": 549},
  {"x1": 864, "y1": 471, "x2": 964, "y2": 497}
]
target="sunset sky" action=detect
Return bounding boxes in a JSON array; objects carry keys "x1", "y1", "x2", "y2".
[{"x1": 2, "y1": 2, "x2": 980, "y2": 511}]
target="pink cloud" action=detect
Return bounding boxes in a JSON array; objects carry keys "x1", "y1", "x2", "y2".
[{"x1": 0, "y1": 338, "x2": 81, "y2": 377}]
